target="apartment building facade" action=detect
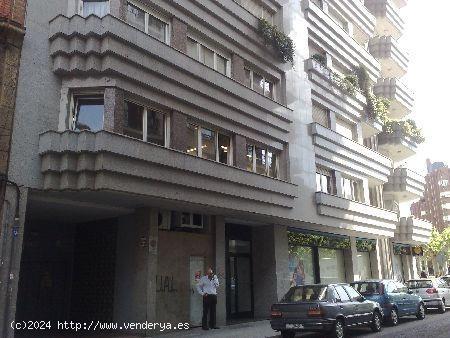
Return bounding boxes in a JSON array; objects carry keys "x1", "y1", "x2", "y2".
[
  {"x1": 412, "y1": 160, "x2": 450, "y2": 232},
  {"x1": 0, "y1": 0, "x2": 430, "y2": 336}
]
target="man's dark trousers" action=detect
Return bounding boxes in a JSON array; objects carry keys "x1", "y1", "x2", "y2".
[{"x1": 202, "y1": 294, "x2": 217, "y2": 329}]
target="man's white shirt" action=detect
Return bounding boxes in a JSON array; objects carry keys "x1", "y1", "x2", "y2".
[{"x1": 197, "y1": 275, "x2": 219, "y2": 296}]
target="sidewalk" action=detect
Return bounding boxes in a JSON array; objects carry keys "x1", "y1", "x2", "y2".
[{"x1": 152, "y1": 320, "x2": 279, "y2": 338}]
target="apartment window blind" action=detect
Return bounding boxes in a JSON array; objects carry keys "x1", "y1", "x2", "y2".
[{"x1": 312, "y1": 104, "x2": 329, "y2": 128}]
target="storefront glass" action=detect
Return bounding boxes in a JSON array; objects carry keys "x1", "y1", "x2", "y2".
[
  {"x1": 356, "y1": 251, "x2": 372, "y2": 280},
  {"x1": 288, "y1": 246, "x2": 315, "y2": 286},
  {"x1": 318, "y1": 248, "x2": 346, "y2": 284}
]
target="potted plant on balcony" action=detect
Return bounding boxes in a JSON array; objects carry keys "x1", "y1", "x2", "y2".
[{"x1": 258, "y1": 18, "x2": 295, "y2": 65}]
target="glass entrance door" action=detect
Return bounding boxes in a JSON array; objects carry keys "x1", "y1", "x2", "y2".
[{"x1": 226, "y1": 234, "x2": 253, "y2": 318}]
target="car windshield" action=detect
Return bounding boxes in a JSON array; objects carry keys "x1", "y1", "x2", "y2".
[
  {"x1": 350, "y1": 282, "x2": 381, "y2": 295},
  {"x1": 407, "y1": 280, "x2": 433, "y2": 289},
  {"x1": 283, "y1": 285, "x2": 328, "y2": 302}
]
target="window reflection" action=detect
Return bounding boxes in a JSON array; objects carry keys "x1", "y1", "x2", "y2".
[
  {"x1": 124, "y1": 101, "x2": 144, "y2": 139},
  {"x1": 201, "y1": 128, "x2": 216, "y2": 160},
  {"x1": 73, "y1": 97, "x2": 104, "y2": 132},
  {"x1": 147, "y1": 109, "x2": 165, "y2": 146}
]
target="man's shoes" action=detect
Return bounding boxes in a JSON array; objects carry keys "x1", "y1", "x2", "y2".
[
  {"x1": 202, "y1": 327, "x2": 209, "y2": 330},
  {"x1": 212, "y1": 327, "x2": 220, "y2": 329}
]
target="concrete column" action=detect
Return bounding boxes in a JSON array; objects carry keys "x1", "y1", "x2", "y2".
[
  {"x1": 133, "y1": 208, "x2": 159, "y2": 333},
  {"x1": 401, "y1": 255, "x2": 412, "y2": 281},
  {"x1": 356, "y1": 123, "x2": 363, "y2": 144},
  {"x1": 252, "y1": 225, "x2": 289, "y2": 319},
  {"x1": 362, "y1": 178, "x2": 370, "y2": 204},
  {"x1": 328, "y1": 110, "x2": 337, "y2": 131},
  {"x1": 111, "y1": 0, "x2": 127, "y2": 19},
  {"x1": 233, "y1": 134, "x2": 247, "y2": 170},
  {"x1": 170, "y1": 110, "x2": 189, "y2": 152},
  {"x1": 0, "y1": 186, "x2": 28, "y2": 338},
  {"x1": 231, "y1": 54, "x2": 246, "y2": 84},
  {"x1": 334, "y1": 171, "x2": 344, "y2": 197},
  {"x1": 346, "y1": 22, "x2": 354, "y2": 37},
  {"x1": 215, "y1": 216, "x2": 226, "y2": 326},
  {"x1": 171, "y1": 17, "x2": 187, "y2": 53},
  {"x1": 104, "y1": 87, "x2": 124, "y2": 133},
  {"x1": 344, "y1": 237, "x2": 359, "y2": 282},
  {"x1": 369, "y1": 240, "x2": 383, "y2": 279},
  {"x1": 278, "y1": 144, "x2": 290, "y2": 181},
  {"x1": 325, "y1": 52, "x2": 333, "y2": 69}
]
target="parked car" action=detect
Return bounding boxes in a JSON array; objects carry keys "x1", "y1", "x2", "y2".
[
  {"x1": 406, "y1": 278, "x2": 450, "y2": 313},
  {"x1": 439, "y1": 275, "x2": 450, "y2": 286},
  {"x1": 350, "y1": 280, "x2": 425, "y2": 326},
  {"x1": 270, "y1": 283, "x2": 383, "y2": 338}
]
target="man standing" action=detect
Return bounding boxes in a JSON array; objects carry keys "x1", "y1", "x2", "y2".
[{"x1": 196, "y1": 266, "x2": 219, "y2": 330}]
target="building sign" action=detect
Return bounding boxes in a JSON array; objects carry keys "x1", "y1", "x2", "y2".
[
  {"x1": 393, "y1": 243, "x2": 412, "y2": 255},
  {"x1": 411, "y1": 246, "x2": 424, "y2": 256}
]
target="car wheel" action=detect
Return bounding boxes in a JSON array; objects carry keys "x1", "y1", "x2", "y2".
[
  {"x1": 370, "y1": 311, "x2": 382, "y2": 332},
  {"x1": 389, "y1": 308, "x2": 399, "y2": 326},
  {"x1": 416, "y1": 303, "x2": 425, "y2": 320},
  {"x1": 281, "y1": 330, "x2": 295, "y2": 338},
  {"x1": 439, "y1": 299, "x2": 446, "y2": 314},
  {"x1": 330, "y1": 319, "x2": 345, "y2": 338}
]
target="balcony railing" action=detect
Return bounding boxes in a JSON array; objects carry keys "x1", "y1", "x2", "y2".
[
  {"x1": 364, "y1": 0, "x2": 404, "y2": 39},
  {"x1": 368, "y1": 36, "x2": 408, "y2": 78},
  {"x1": 373, "y1": 78, "x2": 414, "y2": 119},
  {"x1": 383, "y1": 167, "x2": 425, "y2": 202},
  {"x1": 377, "y1": 129, "x2": 417, "y2": 162},
  {"x1": 395, "y1": 216, "x2": 432, "y2": 245}
]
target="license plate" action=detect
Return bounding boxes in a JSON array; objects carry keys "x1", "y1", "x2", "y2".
[{"x1": 286, "y1": 324, "x2": 304, "y2": 329}]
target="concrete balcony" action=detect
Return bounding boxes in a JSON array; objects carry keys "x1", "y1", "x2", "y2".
[
  {"x1": 48, "y1": 14, "x2": 292, "y2": 144},
  {"x1": 302, "y1": 0, "x2": 381, "y2": 81},
  {"x1": 361, "y1": 114, "x2": 383, "y2": 138},
  {"x1": 38, "y1": 130, "x2": 298, "y2": 219},
  {"x1": 377, "y1": 130, "x2": 417, "y2": 162},
  {"x1": 383, "y1": 168, "x2": 425, "y2": 202},
  {"x1": 305, "y1": 58, "x2": 367, "y2": 120},
  {"x1": 311, "y1": 123, "x2": 392, "y2": 184},
  {"x1": 369, "y1": 36, "x2": 408, "y2": 78},
  {"x1": 326, "y1": 0, "x2": 376, "y2": 44},
  {"x1": 316, "y1": 192, "x2": 399, "y2": 237},
  {"x1": 395, "y1": 216, "x2": 432, "y2": 245},
  {"x1": 373, "y1": 78, "x2": 414, "y2": 119},
  {"x1": 364, "y1": 0, "x2": 404, "y2": 39}
]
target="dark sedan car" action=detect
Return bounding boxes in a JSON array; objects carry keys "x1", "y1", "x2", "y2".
[
  {"x1": 351, "y1": 280, "x2": 425, "y2": 326},
  {"x1": 270, "y1": 283, "x2": 383, "y2": 338}
]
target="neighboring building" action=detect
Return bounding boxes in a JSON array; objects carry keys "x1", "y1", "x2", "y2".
[
  {"x1": 0, "y1": 0, "x2": 27, "y2": 336},
  {"x1": 412, "y1": 159, "x2": 450, "y2": 231},
  {"x1": 0, "y1": 0, "x2": 430, "y2": 336}
]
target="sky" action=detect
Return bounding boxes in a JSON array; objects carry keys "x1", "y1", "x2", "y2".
[{"x1": 401, "y1": 1, "x2": 450, "y2": 174}]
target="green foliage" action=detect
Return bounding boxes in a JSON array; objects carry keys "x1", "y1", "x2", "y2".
[
  {"x1": 356, "y1": 239, "x2": 376, "y2": 252},
  {"x1": 424, "y1": 228, "x2": 450, "y2": 260},
  {"x1": 332, "y1": 73, "x2": 359, "y2": 96},
  {"x1": 288, "y1": 231, "x2": 350, "y2": 252},
  {"x1": 383, "y1": 119, "x2": 425, "y2": 144},
  {"x1": 258, "y1": 18, "x2": 295, "y2": 64},
  {"x1": 311, "y1": 53, "x2": 326, "y2": 66}
]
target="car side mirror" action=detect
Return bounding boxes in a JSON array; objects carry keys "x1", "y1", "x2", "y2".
[{"x1": 358, "y1": 296, "x2": 365, "y2": 302}]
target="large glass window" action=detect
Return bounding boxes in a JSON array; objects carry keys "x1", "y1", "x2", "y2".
[
  {"x1": 186, "y1": 124, "x2": 231, "y2": 165},
  {"x1": 126, "y1": 1, "x2": 168, "y2": 43},
  {"x1": 342, "y1": 177, "x2": 362, "y2": 202},
  {"x1": 123, "y1": 101, "x2": 167, "y2": 146},
  {"x1": 72, "y1": 96, "x2": 104, "y2": 132},
  {"x1": 289, "y1": 246, "x2": 315, "y2": 286},
  {"x1": 187, "y1": 37, "x2": 229, "y2": 76},
  {"x1": 318, "y1": 248, "x2": 346, "y2": 284},
  {"x1": 316, "y1": 166, "x2": 335, "y2": 194},
  {"x1": 246, "y1": 144, "x2": 279, "y2": 178},
  {"x1": 244, "y1": 68, "x2": 275, "y2": 99},
  {"x1": 81, "y1": 0, "x2": 109, "y2": 17},
  {"x1": 334, "y1": 286, "x2": 350, "y2": 302}
]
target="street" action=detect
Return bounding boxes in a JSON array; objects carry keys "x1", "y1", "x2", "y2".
[{"x1": 276, "y1": 310, "x2": 450, "y2": 338}]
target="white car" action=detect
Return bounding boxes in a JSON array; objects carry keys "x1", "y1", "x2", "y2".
[{"x1": 406, "y1": 278, "x2": 450, "y2": 313}]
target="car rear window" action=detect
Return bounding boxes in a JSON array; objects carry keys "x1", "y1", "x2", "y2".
[
  {"x1": 283, "y1": 285, "x2": 328, "y2": 302},
  {"x1": 407, "y1": 280, "x2": 433, "y2": 289},
  {"x1": 350, "y1": 282, "x2": 381, "y2": 295}
]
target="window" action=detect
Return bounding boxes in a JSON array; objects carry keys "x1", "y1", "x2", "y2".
[
  {"x1": 186, "y1": 37, "x2": 230, "y2": 76},
  {"x1": 369, "y1": 185, "x2": 383, "y2": 208},
  {"x1": 334, "y1": 286, "x2": 350, "y2": 302},
  {"x1": 79, "y1": 0, "x2": 109, "y2": 17},
  {"x1": 71, "y1": 95, "x2": 104, "y2": 132},
  {"x1": 123, "y1": 101, "x2": 168, "y2": 146},
  {"x1": 234, "y1": 0, "x2": 274, "y2": 24},
  {"x1": 312, "y1": 104, "x2": 329, "y2": 128},
  {"x1": 186, "y1": 123, "x2": 231, "y2": 165},
  {"x1": 335, "y1": 117, "x2": 356, "y2": 140},
  {"x1": 244, "y1": 67, "x2": 275, "y2": 99},
  {"x1": 181, "y1": 212, "x2": 203, "y2": 228},
  {"x1": 246, "y1": 144, "x2": 278, "y2": 178},
  {"x1": 316, "y1": 166, "x2": 335, "y2": 194},
  {"x1": 351, "y1": 282, "x2": 381, "y2": 296},
  {"x1": 283, "y1": 285, "x2": 327, "y2": 302},
  {"x1": 342, "y1": 177, "x2": 362, "y2": 202},
  {"x1": 343, "y1": 285, "x2": 361, "y2": 301},
  {"x1": 385, "y1": 282, "x2": 396, "y2": 294},
  {"x1": 126, "y1": 1, "x2": 169, "y2": 43}
]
